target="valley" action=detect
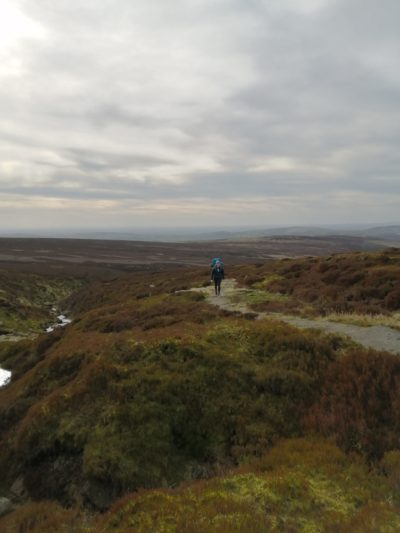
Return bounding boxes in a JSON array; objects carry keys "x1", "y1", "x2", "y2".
[{"x1": 0, "y1": 240, "x2": 399, "y2": 531}]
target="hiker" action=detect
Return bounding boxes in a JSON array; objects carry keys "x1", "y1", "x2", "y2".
[{"x1": 211, "y1": 260, "x2": 225, "y2": 296}]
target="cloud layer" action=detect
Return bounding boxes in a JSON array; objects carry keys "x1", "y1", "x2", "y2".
[{"x1": 1, "y1": 0, "x2": 399, "y2": 228}]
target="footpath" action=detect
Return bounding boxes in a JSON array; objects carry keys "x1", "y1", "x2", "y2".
[{"x1": 194, "y1": 279, "x2": 400, "y2": 355}]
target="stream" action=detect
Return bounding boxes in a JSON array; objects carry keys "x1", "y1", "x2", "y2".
[
  {"x1": 0, "y1": 368, "x2": 11, "y2": 387},
  {"x1": 0, "y1": 310, "x2": 72, "y2": 388},
  {"x1": 45, "y1": 312, "x2": 72, "y2": 333}
]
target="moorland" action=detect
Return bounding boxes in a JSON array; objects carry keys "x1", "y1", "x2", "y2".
[
  {"x1": 0, "y1": 238, "x2": 400, "y2": 532},
  {"x1": 0, "y1": 233, "x2": 388, "y2": 268}
]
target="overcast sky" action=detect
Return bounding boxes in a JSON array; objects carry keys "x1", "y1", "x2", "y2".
[{"x1": 0, "y1": 0, "x2": 399, "y2": 230}]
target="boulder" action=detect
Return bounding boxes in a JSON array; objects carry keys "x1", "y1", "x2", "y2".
[
  {"x1": 0, "y1": 497, "x2": 12, "y2": 517},
  {"x1": 10, "y1": 477, "x2": 27, "y2": 499}
]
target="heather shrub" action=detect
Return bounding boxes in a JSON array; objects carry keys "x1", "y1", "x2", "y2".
[
  {"x1": 0, "y1": 501, "x2": 85, "y2": 533},
  {"x1": 2, "y1": 252, "x2": 400, "y2": 526},
  {"x1": 0, "y1": 318, "x2": 343, "y2": 505},
  {"x1": 232, "y1": 249, "x2": 400, "y2": 316},
  {"x1": 4, "y1": 438, "x2": 399, "y2": 532},
  {"x1": 341, "y1": 502, "x2": 400, "y2": 532},
  {"x1": 385, "y1": 290, "x2": 400, "y2": 310},
  {"x1": 305, "y1": 350, "x2": 400, "y2": 458},
  {"x1": 95, "y1": 437, "x2": 400, "y2": 533}
]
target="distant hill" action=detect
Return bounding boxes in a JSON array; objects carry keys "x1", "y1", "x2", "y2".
[
  {"x1": 355, "y1": 225, "x2": 400, "y2": 240},
  {"x1": 1, "y1": 224, "x2": 400, "y2": 243},
  {"x1": 237, "y1": 224, "x2": 400, "y2": 241}
]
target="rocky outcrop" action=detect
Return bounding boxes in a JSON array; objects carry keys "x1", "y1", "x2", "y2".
[{"x1": 0, "y1": 497, "x2": 12, "y2": 517}]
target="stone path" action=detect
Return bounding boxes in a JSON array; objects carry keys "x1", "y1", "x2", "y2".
[{"x1": 194, "y1": 279, "x2": 400, "y2": 355}]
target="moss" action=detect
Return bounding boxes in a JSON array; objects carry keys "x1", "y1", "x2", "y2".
[
  {"x1": 221, "y1": 473, "x2": 280, "y2": 505},
  {"x1": 93, "y1": 438, "x2": 400, "y2": 532}
]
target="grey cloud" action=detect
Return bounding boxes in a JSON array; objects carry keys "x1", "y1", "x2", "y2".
[
  {"x1": 64, "y1": 148, "x2": 175, "y2": 172},
  {"x1": 83, "y1": 104, "x2": 169, "y2": 130},
  {"x1": 0, "y1": 0, "x2": 399, "y2": 227},
  {"x1": 2, "y1": 166, "x2": 399, "y2": 204}
]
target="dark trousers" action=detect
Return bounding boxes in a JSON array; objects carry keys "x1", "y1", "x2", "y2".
[{"x1": 214, "y1": 278, "x2": 222, "y2": 295}]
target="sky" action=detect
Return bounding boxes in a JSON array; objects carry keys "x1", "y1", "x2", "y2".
[{"x1": 0, "y1": 0, "x2": 399, "y2": 231}]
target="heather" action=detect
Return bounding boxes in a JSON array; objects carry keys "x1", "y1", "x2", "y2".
[
  {"x1": 1, "y1": 249, "x2": 400, "y2": 530},
  {"x1": 232, "y1": 248, "x2": 400, "y2": 316}
]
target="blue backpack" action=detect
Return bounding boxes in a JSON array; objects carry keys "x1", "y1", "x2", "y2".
[{"x1": 211, "y1": 257, "x2": 223, "y2": 267}]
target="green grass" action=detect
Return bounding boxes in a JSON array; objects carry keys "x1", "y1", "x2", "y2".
[
  {"x1": 322, "y1": 311, "x2": 400, "y2": 330},
  {"x1": 230, "y1": 289, "x2": 289, "y2": 306},
  {"x1": 252, "y1": 274, "x2": 286, "y2": 289}
]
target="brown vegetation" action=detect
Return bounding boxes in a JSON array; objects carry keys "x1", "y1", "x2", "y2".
[
  {"x1": 304, "y1": 349, "x2": 400, "y2": 459},
  {"x1": 0, "y1": 247, "x2": 399, "y2": 530},
  {"x1": 232, "y1": 248, "x2": 400, "y2": 316}
]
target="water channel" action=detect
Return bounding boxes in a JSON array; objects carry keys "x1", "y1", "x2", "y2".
[{"x1": 0, "y1": 311, "x2": 72, "y2": 388}]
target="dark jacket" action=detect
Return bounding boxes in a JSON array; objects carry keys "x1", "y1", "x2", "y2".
[{"x1": 211, "y1": 266, "x2": 225, "y2": 281}]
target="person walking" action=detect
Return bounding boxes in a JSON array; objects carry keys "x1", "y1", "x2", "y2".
[{"x1": 211, "y1": 260, "x2": 224, "y2": 296}]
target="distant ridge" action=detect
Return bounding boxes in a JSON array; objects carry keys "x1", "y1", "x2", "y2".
[{"x1": 0, "y1": 224, "x2": 399, "y2": 243}]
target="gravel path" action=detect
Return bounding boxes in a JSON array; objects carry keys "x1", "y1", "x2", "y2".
[{"x1": 195, "y1": 279, "x2": 400, "y2": 355}]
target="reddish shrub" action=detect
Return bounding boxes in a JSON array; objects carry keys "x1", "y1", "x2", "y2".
[
  {"x1": 304, "y1": 350, "x2": 400, "y2": 459},
  {"x1": 384, "y1": 290, "x2": 400, "y2": 310}
]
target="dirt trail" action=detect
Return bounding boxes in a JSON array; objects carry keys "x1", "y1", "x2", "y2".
[{"x1": 194, "y1": 279, "x2": 400, "y2": 355}]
